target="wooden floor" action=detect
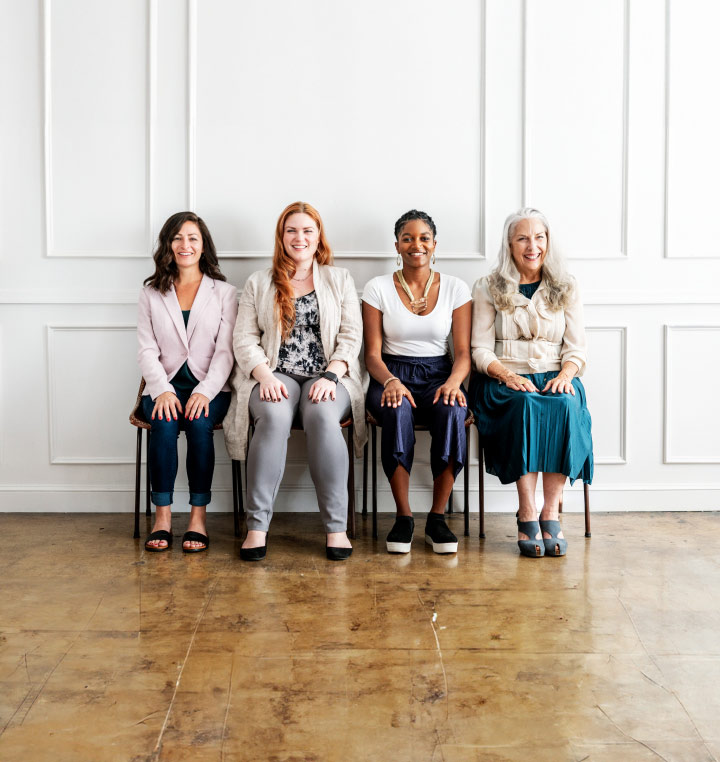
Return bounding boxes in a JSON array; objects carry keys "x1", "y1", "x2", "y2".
[{"x1": 2, "y1": 511, "x2": 720, "y2": 762}]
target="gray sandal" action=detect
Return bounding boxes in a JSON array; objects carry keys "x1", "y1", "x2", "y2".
[
  {"x1": 516, "y1": 517, "x2": 544, "y2": 558},
  {"x1": 539, "y1": 519, "x2": 567, "y2": 557}
]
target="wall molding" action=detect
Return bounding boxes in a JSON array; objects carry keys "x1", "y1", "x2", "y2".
[
  {"x1": 586, "y1": 325, "x2": 628, "y2": 464},
  {"x1": 43, "y1": 0, "x2": 156, "y2": 258},
  {"x1": 4, "y1": 289, "x2": 720, "y2": 306},
  {"x1": 663, "y1": 0, "x2": 719, "y2": 259},
  {"x1": 2, "y1": 481, "x2": 718, "y2": 494},
  {"x1": 663, "y1": 324, "x2": 720, "y2": 463},
  {"x1": 522, "y1": 0, "x2": 630, "y2": 259},
  {"x1": 46, "y1": 324, "x2": 138, "y2": 464}
]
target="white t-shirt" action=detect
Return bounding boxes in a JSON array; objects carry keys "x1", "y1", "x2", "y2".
[{"x1": 362, "y1": 273, "x2": 472, "y2": 357}]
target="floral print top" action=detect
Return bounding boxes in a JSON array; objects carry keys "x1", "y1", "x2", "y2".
[{"x1": 276, "y1": 291, "x2": 325, "y2": 377}]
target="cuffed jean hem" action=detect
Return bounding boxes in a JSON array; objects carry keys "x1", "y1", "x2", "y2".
[
  {"x1": 189, "y1": 492, "x2": 211, "y2": 506},
  {"x1": 151, "y1": 491, "x2": 173, "y2": 507}
]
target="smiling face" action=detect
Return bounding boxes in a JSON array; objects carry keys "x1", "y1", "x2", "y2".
[
  {"x1": 395, "y1": 219, "x2": 436, "y2": 270},
  {"x1": 509, "y1": 217, "x2": 547, "y2": 283},
  {"x1": 171, "y1": 221, "x2": 203, "y2": 272},
  {"x1": 283, "y1": 212, "x2": 320, "y2": 271}
]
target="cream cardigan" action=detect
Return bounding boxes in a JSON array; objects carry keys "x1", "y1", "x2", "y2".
[
  {"x1": 471, "y1": 276, "x2": 587, "y2": 376},
  {"x1": 223, "y1": 261, "x2": 367, "y2": 459}
]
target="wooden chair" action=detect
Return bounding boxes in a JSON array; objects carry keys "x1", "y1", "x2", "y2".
[
  {"x1": 362, "y1": 410, "x2": 475, "y2": 540},
  {"x1": 232, "y1": 414, "x2": 357, "y2": 539},
  {"x1": 476, "y1": 432, "x2": 591, "y2": 540},
  {"x1": 129, "y1": 379, "x2": 243, "y2": 539}
]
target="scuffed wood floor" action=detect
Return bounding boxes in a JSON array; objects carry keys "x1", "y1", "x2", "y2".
[{"x1": 2, "y1": 511, "x2": 720, "y2": 761}]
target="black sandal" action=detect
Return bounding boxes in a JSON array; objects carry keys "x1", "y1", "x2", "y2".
[
  {"x1": 182, "y1": 531, "x2": 209, "y2": 553},
  {"x1": 145, "y1": 530, "x2": 173, "y2": 552}
]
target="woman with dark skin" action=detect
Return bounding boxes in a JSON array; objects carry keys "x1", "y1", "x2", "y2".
[{"x1": 362, "y1": 210, "x2": 472, "y2": 554}]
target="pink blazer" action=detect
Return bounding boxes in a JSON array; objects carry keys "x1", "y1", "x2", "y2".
[{"x1": 137, "y1": 274, "x2": 238, "y2": 401}]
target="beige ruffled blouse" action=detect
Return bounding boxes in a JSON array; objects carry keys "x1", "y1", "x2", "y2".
[{"x1": 470, "y1": 276, "x2": 587, "y2": 376}]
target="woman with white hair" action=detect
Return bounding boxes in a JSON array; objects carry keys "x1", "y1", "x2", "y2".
[{"x1": 470, "y1": 208, "x2": 593, "y2": 557}]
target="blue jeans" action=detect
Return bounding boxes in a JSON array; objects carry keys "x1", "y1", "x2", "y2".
[{"x1": 141, "y1": 390, "x2": 230, "y2": 507}]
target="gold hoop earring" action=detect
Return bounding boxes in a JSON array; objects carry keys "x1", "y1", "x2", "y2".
[{"x1": 396, "y1": 254, "x2": 402, "y2": 267}]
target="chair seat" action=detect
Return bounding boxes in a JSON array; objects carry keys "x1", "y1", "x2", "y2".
[
  {"x1": 130, "y1": 380, "x2": 223, "y2": 431},
  {"x1": 365, "y1": 410, "x2": 474, "y2": 430}
]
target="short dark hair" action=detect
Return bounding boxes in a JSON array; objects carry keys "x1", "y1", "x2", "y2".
[
  {"x1": 144, "y1": 211, "x2": 225, "y2": 293},
  {"x1": 393, "y1": 209, "x2": 437, "y2": 240}
]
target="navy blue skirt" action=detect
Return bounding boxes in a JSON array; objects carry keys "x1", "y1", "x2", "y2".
[{"x1": 469, "y1": 371, "x2": 593, "y2": 485}]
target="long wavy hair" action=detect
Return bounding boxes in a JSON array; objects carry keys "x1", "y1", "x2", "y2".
[
  {"x1": 487, "y1": 207, "x2": 575, "y2": 312},
  {"x1": 273, "y1": 201, "x2": 334, "y2": 340},
  {"x1": 144, "y1": 211, "x2": 225, "y2": 293}
]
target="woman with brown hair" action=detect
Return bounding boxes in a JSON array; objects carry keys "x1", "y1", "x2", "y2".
[
  {"x1": 223, "y1": 202, "x2": 365, "y2": 561},
  {"x1": 138, "y1": 211, "x2": 237, "y2": 553}
]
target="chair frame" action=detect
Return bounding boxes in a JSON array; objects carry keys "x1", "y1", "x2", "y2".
[{"x1": 362, "y1": 411, "x2": 475, "y2": 540}]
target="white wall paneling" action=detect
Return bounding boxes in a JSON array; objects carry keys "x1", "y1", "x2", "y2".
[
  {"x1": 584, "y1": 326, "x2": 627, "y2": 464},
  {"x1": 3, "y1": 2, "x2": 720, "y2": 514},
  {"x1": 43, "y1": 0, "x2": 156, "y2": 257},
  {"x1": 523, "y1": 0, "x2": 629, "y2": 259},
  {"x1": 664, "y1": 325, "x2": 720, "y2": 463},
  {"x1": 193, "y1": 0, "x2": 485, "y2": 259},
  {"x1": 664, "y1": 0, "x2": 720, "y2": 258},
  {"x1": 47, "y1": 325, "x2": 139, "y2": 463}
]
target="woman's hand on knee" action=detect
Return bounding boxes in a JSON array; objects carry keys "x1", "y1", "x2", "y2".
[
  {"x1": 185, "y1": 392, "x2": 210, "y2": 419},
  {"x1": 259, "y1": 378, "x2": 289, "y2": 403},
  {"x1": 381, "y1": 379, "x2": 416, "y2": 409},
  {"x1": 503, "y1": 373, "x2": 538, "y2": 393},
  {"x1": 308, "y1": 378, "x2": 336, "y2": 403},
  {"x1": 433, "y1": 382, "x2": 466, "y2": 407},
  {"x1": 542, "y1": 374, "x2": 575, "y2": 396},
  {"x1": 152, "y1": 392, "x2": 183, "y2": 421}
]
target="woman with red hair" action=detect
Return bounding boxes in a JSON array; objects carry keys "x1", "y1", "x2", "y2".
[{"x1": 223, "y1": 202, "x2": 365, "y2": 561}]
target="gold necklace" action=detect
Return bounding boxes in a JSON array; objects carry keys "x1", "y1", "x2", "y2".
[
  {"x1": 395, "y1": 269, "x2": 434, "y2": 314},
  {"x1": 291, "y1": 269, "x2": 313, "y2": 282}
]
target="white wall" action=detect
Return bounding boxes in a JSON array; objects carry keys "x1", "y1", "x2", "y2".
[{"x1": 1, "y1": 0, "x2": 718, "y2": 514}]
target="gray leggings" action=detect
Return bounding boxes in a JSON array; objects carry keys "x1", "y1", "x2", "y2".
[{"x1": 246, "y1": 372, "x2": 351, "y2": 533}]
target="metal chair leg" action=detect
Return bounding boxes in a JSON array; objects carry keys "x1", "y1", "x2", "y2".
[
  {"x1": 478, "y1": 442, "x2": 486, "y2": 539},
  {"x1": 584, "y1": 483, "x2": 591, "y2": 537},
  {"x1": 145, "y1": 430, "x2": 152, "y2": 516},
  {"x1": 362, "y1": 442, "x2": 368, "y2": 516},
  {"x1": 134, "y1": 428, "x2": 142, "y2": 538},
  {"x1": 463, "y1": 435, "x2": 470, "y2": 538},
  {"x1": 371, "y1": 424, "x2": 378, "y2": 539},
  {"x1": 232, "y1": 460, "x2": 242, "y2": 538},
  {"x1": 347, "y1": 424, "x2": 356, "y2": 539}
]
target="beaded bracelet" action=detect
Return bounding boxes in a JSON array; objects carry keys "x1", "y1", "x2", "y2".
[{"x1": 383, "y1": 376, "x2": 400, "y2": 388}]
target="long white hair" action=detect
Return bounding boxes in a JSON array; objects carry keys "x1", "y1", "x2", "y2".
[{"x1": 487, "y1": 207, "x2": 575, "y2": 312}]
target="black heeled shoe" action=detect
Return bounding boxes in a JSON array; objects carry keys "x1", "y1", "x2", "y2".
[
  {"x1": 240, "y1": 543, "x2": 267, "y2": 561},
  {"x1": 326, "y1": 544, "x2": 353, "y2": 561}
]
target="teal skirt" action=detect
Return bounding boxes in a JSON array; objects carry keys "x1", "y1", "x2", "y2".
[{"x1": 469, "y1": 371, "x2": 593, "y2": 485}]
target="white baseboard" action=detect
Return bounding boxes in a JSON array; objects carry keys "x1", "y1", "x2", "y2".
[{"x1": 0, "y1": 484, "x2": 718, "y2": 513}]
